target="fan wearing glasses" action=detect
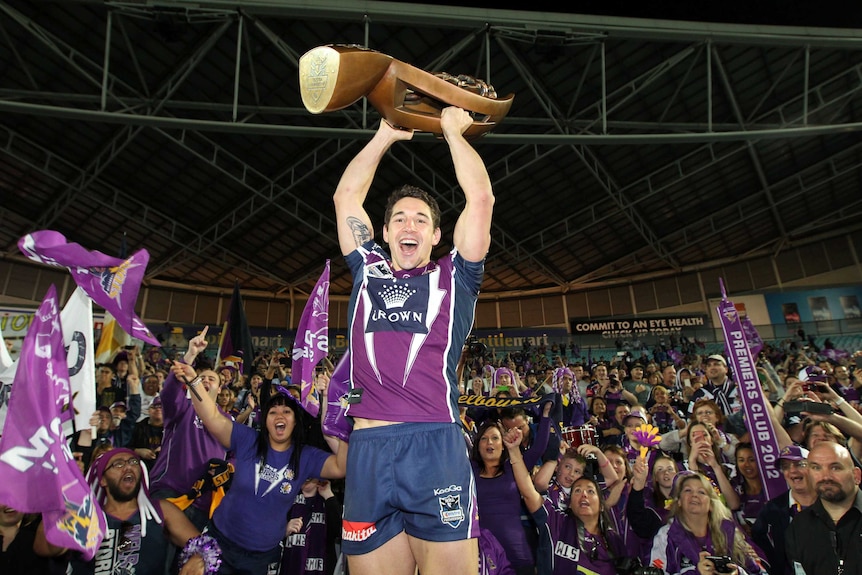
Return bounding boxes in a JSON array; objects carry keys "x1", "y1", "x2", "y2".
[
  {"x1": 751, "y1": 445, "x2": 816, "y2": 575},
  {"x1": 172, "y1": 354, "x2": 347, "y2": 575},
  {"x1": 37, "y1": 447, "x2": 213, "y2": 575}
]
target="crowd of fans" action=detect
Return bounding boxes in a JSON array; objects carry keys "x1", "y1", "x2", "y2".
[{"x1": 3, "y1": 327, "x2": 862, "y2": 574}]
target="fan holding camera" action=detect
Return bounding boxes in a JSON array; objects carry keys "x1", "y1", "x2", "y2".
[
  {"x1": 650, "y1": 471, "x2": 768, "y2": 575},
  {"x1": 775, "y1": 366, "x2": 862, "y2": 465}
]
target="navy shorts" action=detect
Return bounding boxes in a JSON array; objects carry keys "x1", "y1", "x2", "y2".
[{"x1": 342, "y1": 422, "x2": 479, "y2": 555}]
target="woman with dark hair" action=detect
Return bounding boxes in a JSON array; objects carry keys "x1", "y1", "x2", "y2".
[
  {"x1": 173, "y1": 361, "x2": 346, "y2": 575},
  {"x1": 650, "y1": 471, "x2": 768, "y2": 575},
  {"x1": 730, "y1": 443, "x2": 765, "y2": 533},
  {"x1": 471, "y1": 420, "x2": 536, "y2": 575},
  {"x1": 505, "y1": 428, "x2": 640, "y2": 575}
]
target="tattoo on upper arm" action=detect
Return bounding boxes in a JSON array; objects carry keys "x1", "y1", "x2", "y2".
[{"x1": 347, "y1": 216, "x2": 371, "y2": 247}]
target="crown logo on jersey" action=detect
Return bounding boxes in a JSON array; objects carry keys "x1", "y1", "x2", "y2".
[{"x1": 378, "y1": 283, "x2": 417, "y2": 309}]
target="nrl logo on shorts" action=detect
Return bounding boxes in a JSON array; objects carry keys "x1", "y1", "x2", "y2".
[{"x1": 437, "y1": 494, "x2": 464, "y2": 528}]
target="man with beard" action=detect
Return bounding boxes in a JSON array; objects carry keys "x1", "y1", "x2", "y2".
[
  {"x1": 691, "y1": 354, "x2": 741, "y2": 416},
  {"x1": 40, "y1": 448, "x2": 214, "y2": 575},
  {"x1": 786, "y1": 442, "x2": 862, "y2": 574}
]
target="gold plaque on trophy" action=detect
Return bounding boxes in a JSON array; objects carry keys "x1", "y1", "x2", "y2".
[{"x1": 299, "y1": 44, "x2": 514, "y2": 139}]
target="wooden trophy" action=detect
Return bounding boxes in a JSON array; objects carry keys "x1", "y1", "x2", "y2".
[{"x1": 299, "y1": 44, "x2": 514, "y2": 139}]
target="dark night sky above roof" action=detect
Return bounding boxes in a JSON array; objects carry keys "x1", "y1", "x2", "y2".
[{"x1": 448, "y1": 2, "x2": 862, "y2": 30}]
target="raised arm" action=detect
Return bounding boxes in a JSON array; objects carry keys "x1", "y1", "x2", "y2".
[
  {"x1": 504, "y1": 428, "x2": 544, "y2": 514},
  {"x1": 445, "y1": 107, "x2": 494, "y2": 263},
  {"x1": 171, "y1": 361, "x2": 233, "y2": 449},
  {"x1": 333, "y1": 121, "x2": 414, "y2": 255},
  {"x1": 183, "y1": 326, "x2": 209, "y2": 366}
]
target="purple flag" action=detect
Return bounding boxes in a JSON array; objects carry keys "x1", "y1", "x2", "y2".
[
  {"x1": 716, "y1": 280, "x2": 785, "y2": 501},
  {"x1": 291, "y1": 261, "x2": 330, "y2": 417},
  {"x1": 741, "y1": 315, "x2": 764, "y2": 358},
  {"x1": 18, "y1": 231, "x2": 158, "y2": 346},
  {"x1": 823, "y1": 347, "x2": 850, "y2": 363},
  {"x1": 323, "y1": 351, "x2": 352, "y2": 442},
  {"x1": 0, "y1": 285, "x2": 106, "y2": 559}
]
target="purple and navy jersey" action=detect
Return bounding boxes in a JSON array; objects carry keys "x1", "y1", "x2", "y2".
[
  {"x1": 149, "y1": 372, "x2": 227, "y2": 511},
  {"x1": 345, "y1": 242, "x2": 483, "y2": 423}
]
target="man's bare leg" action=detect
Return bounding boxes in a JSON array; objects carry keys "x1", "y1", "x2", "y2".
[
  {"x1": 347, "y1": 532, "x2": 416, "y2": 575},
  {"x1": 409, "y1": 536, "x2": 478, "y2": 575},
  {"x1": 347, "y1": 533, "x2": 478, "y2": 575}
]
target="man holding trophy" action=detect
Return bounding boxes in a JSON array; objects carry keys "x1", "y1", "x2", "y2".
[{"x1": 302, "y1": 43, "x2": 510, "y2": 575}]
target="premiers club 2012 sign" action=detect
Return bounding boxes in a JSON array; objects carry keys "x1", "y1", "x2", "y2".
[{"x1": 571, "y1": 315, "x2": 708, "y2": 338}]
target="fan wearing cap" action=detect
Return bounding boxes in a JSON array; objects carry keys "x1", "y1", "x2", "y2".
[
  {"x1": 691, "y1": 354, "x2": 741, "y2": 417},
  {"x1": 751, "y1": 445, "x2": 815, "y2": 575},
  {"x1": 172, "y1": 356, "x2": 346, "y2": 575},
  {"x1": 39, "y1": 448, "x2": 215, "y2": 575},
  {"x1": 131, "y1": 395, "x2": 165, "y2": 469}
]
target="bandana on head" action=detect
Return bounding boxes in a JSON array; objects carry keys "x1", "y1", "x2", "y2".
[
  {"x1": 493, "y1": 367, "x2": 515, "y2": 389},
  {"x1": 553, "y1": 367, "x2": 580, "y2": 401},
  {"x1": 87, "y1": 448, "x2": 163, "y2": 537}
]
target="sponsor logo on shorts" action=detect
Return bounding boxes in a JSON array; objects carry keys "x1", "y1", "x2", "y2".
[
  {"x1": 342, "y1": 520, "x2": 377, "y2": 542},
  {"x1": 438, "y1": 494, "x2": 465, "y2": 528},
  {"x1": 433, "y1": 484, "x2": 462, "y2": 496}
]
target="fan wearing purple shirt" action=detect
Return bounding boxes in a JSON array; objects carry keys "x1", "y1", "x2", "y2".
[
  {"x1": 172, "y1": 361, "x2": 347, "y2": 575},
  {"x1": 333, "y1": 108, "x2": 494, "y2": 575}
]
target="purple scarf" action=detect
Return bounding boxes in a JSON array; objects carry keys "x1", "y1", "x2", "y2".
[{"x1": 716, "y1": 281, "x2": 785, "y2": 501}]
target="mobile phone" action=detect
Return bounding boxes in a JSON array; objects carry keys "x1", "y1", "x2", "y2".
[
  {"x1": 705, "y1": 556, "x2": 734, "y2": 573},
  {"x1": 783, "y1": 400, "x2": 833, "y2": 415}
]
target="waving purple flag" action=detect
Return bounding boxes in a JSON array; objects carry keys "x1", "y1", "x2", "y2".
[
  {"x1": 0, "y1": 285, "x2": 106, "y2": 559},
  {"x1": 716, "y1": 279, "x2": 785, "y2": 501},
  {"x1": 741, "y1": 315, "x2": 764, "y2": 358},
  {"x1": 18, "y1": 231, "x2": 158, "y2": 346},
  {"x1": 291, "y1": 261, "x2": 330, "y2": 417},
  {"x1": 323, "y1": 350, "x2": 352, "y2": 442}
]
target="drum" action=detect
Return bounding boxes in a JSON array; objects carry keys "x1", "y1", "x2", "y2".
[{"x1": 560, "y1": 425, "x2": 598, "y2": 449}]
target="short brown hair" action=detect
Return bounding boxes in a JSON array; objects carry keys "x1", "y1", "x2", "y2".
[{"x1": 383, "y1": 185, "x2": 441, "y2": 230}]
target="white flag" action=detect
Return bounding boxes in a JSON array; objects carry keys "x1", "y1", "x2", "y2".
[
  {"x1": 0, "y1": 329, "x2": 14, "y2": 435},
  {"x1": 60, "y1": 287, "x2": 96, "y2": 436},
  {"x1": 0, "y1": 288, "x2": 96, "y2": 437}
]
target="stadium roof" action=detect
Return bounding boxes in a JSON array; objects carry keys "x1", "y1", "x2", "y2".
[{"x1": 1, "y1": 0, "x2": 861, "y2": 299}]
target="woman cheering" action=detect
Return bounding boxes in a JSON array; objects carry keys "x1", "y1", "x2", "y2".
[
  {"x1": 505, "y1": 427, "x2": 638, "y2": 575},
  {"x1": 172, "y1": 360, "x2": 346, "y2": 575}
]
